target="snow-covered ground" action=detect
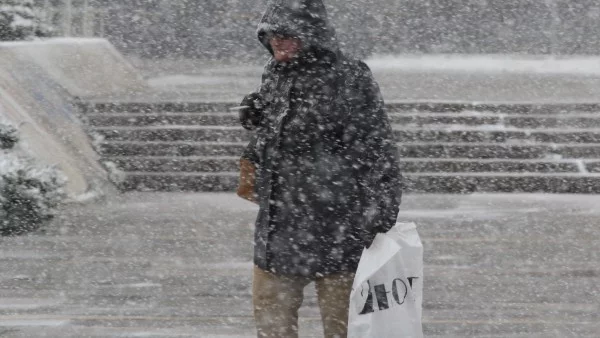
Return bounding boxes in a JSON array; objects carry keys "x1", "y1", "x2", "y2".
[
  {"x1": 367, "y1": 54, "x2": 600, "y2": 75},
  {"x1": 142, "y1": 55, "x2": 600, "y2": 103},
  {"x1": 0, "y1": 193, "x2": 598, "y2": 337}
]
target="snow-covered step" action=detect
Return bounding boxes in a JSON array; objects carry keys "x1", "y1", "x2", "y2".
[
  {"x1": 93, "y1": 126, "x2": 251, "y2": 142},
  {"x1": 504, "y1": 116, "x2": 600, "y2": 129},
  {"x1": 404, "y1": 172, "x2": 600, "y2": 193},
  {"x1": 97, "y1": 141, "x2": 247, "y2": 157},
  {"x1": 97, "y1": 141, "x2": 600, "y2": 159},
  {"x1": 115, "y1": 171, "x2": 600, "y2": 193},
  {"x1": 394, "y1": 128, "x2": 600, "y2": 144},
  {"x1": 92, "y1": 125, "x2": 600, "y2": 144},
  {"x1": 80, "y1": 100, "x2": 600, "y2": 193},
  {"x1": 102, "y1": 156, "x2": 588, "y2": 174},
  {"x1": 85, "y1": 112, "x2": 502, "y2": 128},
  {"x1": 400, "y1": 158, "x2": 582, "y2": 173},
  {"x1": 399, "y1": 142, "x2": 600, "y2": 160},
  {"x1": 398, "y1": 129, "x2": 600, "y2": 143},
  {"x1": 85, "y1": 112, "x2": 240, "y2": 127},
  {"x1": 585, "y1": 162, "x2": 600, "y2": 172},
  {"x1": 103, "y1": 156, "x2": 240, "y2": 173},
  {"x1": 400, "y1": 114, "x2": 600, "y2": 129},
  {"x1": 118, "y1": 171, "x2": 239, "y2": 192},
  {"x1": 87, "y1": 112, "x2": 600, "y2": 130},
  {"x1": 77, "y1": 101, "x2": 236, "y2": 114},
  {"x1": 80, "y1": 101, "x2": 600, "y2": 116},
  {"x1": 385, "y1": 102, "x2": 600, "y2": 114}
]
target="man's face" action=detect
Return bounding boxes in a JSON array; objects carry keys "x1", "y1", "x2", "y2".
[{"x1": 270, "y1": 36, "x2": 302, "y2": 63}]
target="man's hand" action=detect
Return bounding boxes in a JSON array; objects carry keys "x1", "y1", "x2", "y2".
[
  {"x1": 239, "y1": 92, "x2": 263, "y2": 130},
  {"x1": 363, "y1": 227, "x2": 382, "y2": 249}
]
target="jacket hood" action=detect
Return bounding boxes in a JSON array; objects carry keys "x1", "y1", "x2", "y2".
[{"x1": 257, "y1": 0, "x2": 339, "y2": 56}]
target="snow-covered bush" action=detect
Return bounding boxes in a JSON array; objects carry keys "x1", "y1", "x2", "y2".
[
  {"x1": 0, "y1": 121, "x2": 66, "y2": 235},
  {"x1": 0, "y1": 154, "x2": 66, "y2": 235},
  {"x1": 0, "y1": 121, "x2": 18, "y2": 149},
  {"x1": 0, "y1": 0, "x2": 52, "y2": 41}
]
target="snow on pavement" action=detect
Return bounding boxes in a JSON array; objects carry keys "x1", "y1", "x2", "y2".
[
  {"x1": 0, "y1": 193, "x2": 598, "y2": 337},
  {"x1": 144, "y1": 56, "x2": 600, "y2": 103}
]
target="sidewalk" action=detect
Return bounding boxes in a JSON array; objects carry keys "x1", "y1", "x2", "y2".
[
  {"x1": 1, "y1": 193, "x2": 599, "y2": 337},
  {"x1": 139, "y1": 55, "x2": 600, "y2": 103}
]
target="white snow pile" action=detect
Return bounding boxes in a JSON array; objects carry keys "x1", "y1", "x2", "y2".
[
  {"x1": 0, "y1": 120, "x2": 66, "y2": 235},
  {"x1": 367, "y1": 54, "x2": 600, "y2": 76}
]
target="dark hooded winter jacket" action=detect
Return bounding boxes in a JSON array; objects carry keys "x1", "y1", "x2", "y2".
[{"x1": 242, "y1": 0, "x2": 402, "y2": 277}]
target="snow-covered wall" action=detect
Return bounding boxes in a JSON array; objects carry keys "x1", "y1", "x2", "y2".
[
  {"x1": 0, "y1": 38, "x2": 133, "y2": 198},
  {"x1": 0, "y1": 38, "x2": 147, "y2": 98}
]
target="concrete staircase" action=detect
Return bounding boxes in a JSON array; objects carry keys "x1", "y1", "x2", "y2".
[{"x1": 78, "y1": 102, "x2": 600, "y2": 193}]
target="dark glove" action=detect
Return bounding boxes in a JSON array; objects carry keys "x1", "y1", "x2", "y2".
[
  {"x1": 363, "y1": 227, "x2": 382, "y2": 249},
  {"x1": 239, "y1": 92, "x2": 263, "y2": 130},
  {"x1": 362, "y1": 206, "x2": 395, "y2": 249},
  {"x1": 364, "y1": 218, "x2": 399, "y2": 249}
]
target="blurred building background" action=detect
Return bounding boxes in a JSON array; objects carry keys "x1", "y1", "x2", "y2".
[{"x1": 36, "y1": 0, "x2": 600, "y2": 61}]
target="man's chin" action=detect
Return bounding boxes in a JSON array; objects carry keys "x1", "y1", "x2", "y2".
[
  {"x1": 274, "y1": 56, "x2": 292, "y2": 63},
  {"x1": 274, "y1": 51, "x2": 301, "y2": 63}
]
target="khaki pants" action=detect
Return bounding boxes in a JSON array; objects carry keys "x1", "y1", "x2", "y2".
[{"x1": 253, "y1": 266, "x2": 354, "y2": 338}]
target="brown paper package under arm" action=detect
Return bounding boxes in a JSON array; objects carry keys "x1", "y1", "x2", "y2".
[{"x1": 237, "y1": 158, "x2": 258, "y2": 203}]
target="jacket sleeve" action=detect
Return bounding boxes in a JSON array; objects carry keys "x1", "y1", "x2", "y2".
[
  {"x1": 343, "y1": 62, "x2": 403, "y2": 243},
  {"x1": 240, "y1": 60, "x2": 275, "y2": 164},
  {"x1": 241, "y1": 133, "x2": 260, "y2": 165}
]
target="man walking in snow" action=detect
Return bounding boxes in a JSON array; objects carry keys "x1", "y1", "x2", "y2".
[{"x1": 237, "y1": 0, "x2": 402, "y2": 336}]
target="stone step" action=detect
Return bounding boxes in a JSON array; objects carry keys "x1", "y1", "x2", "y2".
[
  {"x1": 98, "y1": 141, "x2": 247, "y2": 157},
  {"x1": 404, "y1": 114, "x2": 600, "y2": 129},
  {"x1": 385, "y1": 102, "x2": 600, "y2": 114},
  {"x1": 400, "y1": 142, "x2": 600, "y2": 159},
  {"x1": 86, "y1": 113, "x2": 240, "y2": 127},
  {"x1": 585, "y1": 162, "x2": 600, "y2": 172},
  {"x1": 94, "y1": 126, "x2": 251, "y2": 142},
  {"x1": 104, "y1": 156, "x2": 240, "y2": 173},
  {"x1": 97, "y1": 141, "x2": 600, "y2": 159},
  {"x1": 116, "y1": 171, "x2": 600, "y2": 193},
  {"x1": 85, "y1": 112, "x2": 600, "y2": 129},
  {"x1": 93, "y1": 126, "x2": 600, "y2": 144},
  {"x1": 503, "y1": 116, "x2": 600, "y2": 129},
  {"x1": 402, "y1": 159, "x2": 586, "y2": 173},
  {"x1": 80, "y1": 100, "x2": 600, "y2": 193},
  {"x1": 395, "y1": 128, "x2": 600, "y2": 143},
  {"x1": 103, "y1": 156, "x2": 587, "y2": 174},
  {"x1": 78, "y1": 102, "x2": 236, "y2": 114},
  {"x1": 118, "y1": 172, "x2": 238, "y2": 192},
  {"x1": 404, "y1": 173, "x2": 600, "y2": 193},
  {"x1": 79, "y1": 101, "x2": 600, "y2": 115},
  {"x1": 86, "y1": 112, "x2": 499, "y2": 127}
]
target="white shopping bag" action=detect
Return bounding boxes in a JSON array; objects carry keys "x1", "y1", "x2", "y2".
[{"x1": 348, "y1": 222, "x2": 424, "y2": 338}]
